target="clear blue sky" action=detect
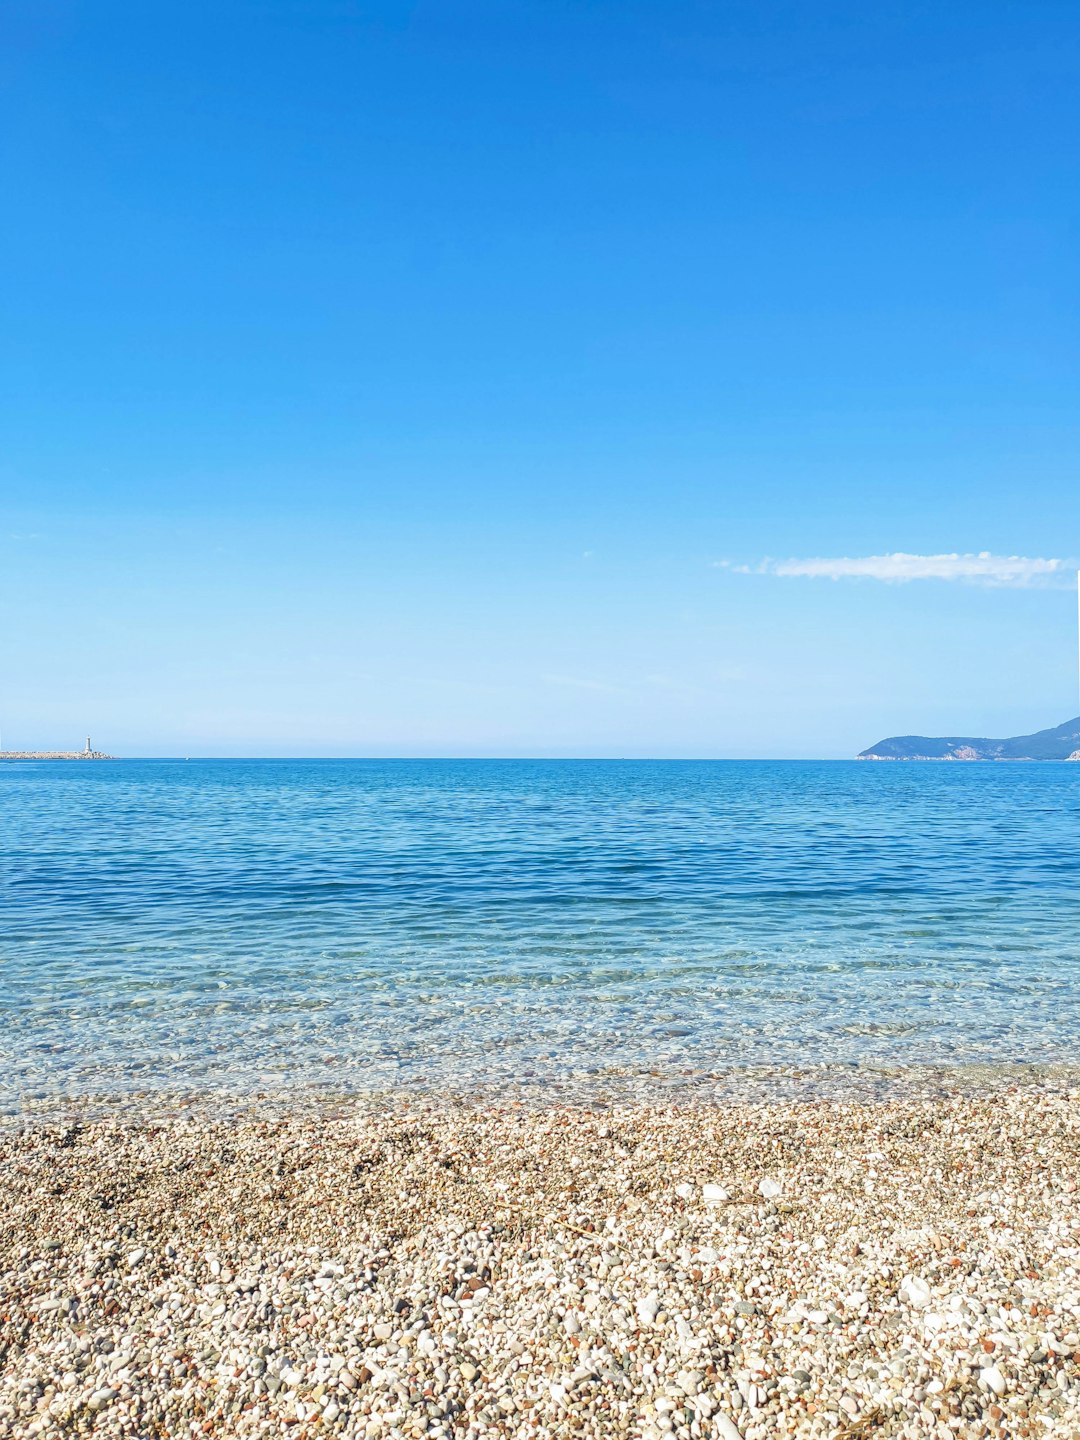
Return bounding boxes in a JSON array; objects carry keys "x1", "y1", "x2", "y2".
[{"x1": 3, "y1": 0, "x2": 1079, "y2": 756}]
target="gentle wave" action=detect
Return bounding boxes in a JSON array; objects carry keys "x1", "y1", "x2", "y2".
[{"x1": 2, "y1": 757, "x2": 1079, "y2": 1112}]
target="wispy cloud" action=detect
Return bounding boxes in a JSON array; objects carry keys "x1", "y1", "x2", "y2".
[{"x1": 725, "y1": 551, "x2": 1065, "y2": 587}]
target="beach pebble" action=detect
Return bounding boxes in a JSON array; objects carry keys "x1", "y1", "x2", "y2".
[
  {"x1": 898, "y1": 1275, "x2": 932, "y2": 1309},
  {"x1": 713, "y1": 1414, "x2": 744, "y2": 1440},
  {"x1": 758, "y1": 1177, "x2": 782, "y2": 1199},
  {"x1": 3, "y1": 1089, "x2": 1079, "y2": 1440},
  {"x1": 981, "y1": 1365, "x2": 1007, "y2": 1396},
  {"x1": 702, "y1": 1183, "x2": 729, "y2": 1204}
]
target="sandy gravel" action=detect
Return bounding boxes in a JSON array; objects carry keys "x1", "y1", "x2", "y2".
[{"x1": 2, "y1": 1087, "x2": 1079, "y2": 1439}]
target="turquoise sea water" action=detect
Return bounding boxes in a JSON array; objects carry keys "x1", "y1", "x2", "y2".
[{"x1": 2, "y1": 758, "x2": 1079, "y2": 1113}]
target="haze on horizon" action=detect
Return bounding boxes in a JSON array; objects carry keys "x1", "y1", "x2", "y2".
[{"x1": 2, "y1": 0, "x2": 1079, "y2": 758}]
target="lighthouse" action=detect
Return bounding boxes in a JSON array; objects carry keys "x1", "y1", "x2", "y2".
[{"x1": 84, "y1": 736, "x2": 92, "y2": 756}]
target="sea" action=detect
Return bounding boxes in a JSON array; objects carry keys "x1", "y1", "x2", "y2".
[{"x1": 2, "y1": 758, "x2": 1079, "y2": 1115}]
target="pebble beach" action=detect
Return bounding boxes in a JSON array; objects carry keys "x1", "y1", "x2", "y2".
[{"x1": 3, "y1": 1086, "x2": 1079, "y2": 1440}]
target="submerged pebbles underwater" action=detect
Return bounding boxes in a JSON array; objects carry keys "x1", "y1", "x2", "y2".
[{"x1": 2, "y1": 1088, "x2": 1079, "y2": 1439}]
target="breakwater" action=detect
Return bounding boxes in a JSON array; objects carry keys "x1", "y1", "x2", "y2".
[{"x1": 0, "y1": 750, "x2": 113, "y2": 760}]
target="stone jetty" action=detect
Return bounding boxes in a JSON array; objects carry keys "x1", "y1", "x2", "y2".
[
  {"x1": 0, "y1": 736, "x2": 112, "y2": 759},
  {"x1": 0, "y1": 750, "x2": 113, "y2": 760}
]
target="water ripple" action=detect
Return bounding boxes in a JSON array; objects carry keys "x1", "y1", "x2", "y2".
[{"x1": 2, "y1": 757, "x2": 1080, "y2": 1110}]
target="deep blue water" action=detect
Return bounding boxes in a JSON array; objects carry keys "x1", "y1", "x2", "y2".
[{"x1": 2, "y1": 758, "x2": 1080, "y2": 1111}]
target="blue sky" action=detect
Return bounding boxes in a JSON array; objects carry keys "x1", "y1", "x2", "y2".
[{"x1": 2, "y1": 0, "x2": 1079, "y2": 756}]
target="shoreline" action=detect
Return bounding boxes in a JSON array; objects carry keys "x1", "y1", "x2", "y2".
[
  {"x1": 3, "y1": 1087, "x2": 1078, "y2": 1437},
  {"x1": 6, "y1": 1059, "x2": 1080, "y2": 1130}
]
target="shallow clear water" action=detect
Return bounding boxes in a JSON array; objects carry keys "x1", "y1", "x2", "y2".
[{"x1": 2, "y1": 758, "x2": 1080, "y2": 1112}]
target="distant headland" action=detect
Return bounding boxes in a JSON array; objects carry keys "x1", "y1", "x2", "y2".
[
  {"x1": 859, "y1": 715, "x2": 1080, "y2": 761},
  {"x1": 0, "y1": 736, "x2": 113, "y2": 760}
]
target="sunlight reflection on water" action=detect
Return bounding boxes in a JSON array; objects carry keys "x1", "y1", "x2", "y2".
[{"x1": 2, "y1": 757, "x2": 1079, "y2": 1113}]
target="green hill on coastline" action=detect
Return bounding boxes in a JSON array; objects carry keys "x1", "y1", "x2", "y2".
[{"x1": 858, "y1": 715, "x2": 1080, "y2": 760}]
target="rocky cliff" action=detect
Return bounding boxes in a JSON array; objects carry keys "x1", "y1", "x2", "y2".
[{"x1": 858, "y1": 716, "x2": 1080, "y2": 760}]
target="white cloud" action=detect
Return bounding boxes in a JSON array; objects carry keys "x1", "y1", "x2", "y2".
[{"x1": 735, "y1": 551, "x2": 1065, "y2": 586}]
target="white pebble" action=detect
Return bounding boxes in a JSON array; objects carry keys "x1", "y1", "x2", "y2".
[
  {"x1": 981, "y1": 1365, "x2": 1007, "y2": 1396},
  {"x1": 898, "y1": 1275, "x2": 932, "y2": 1309},
  {"x1": 714, "y1": 1414, "x2": 744, "y2": 1440}
]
